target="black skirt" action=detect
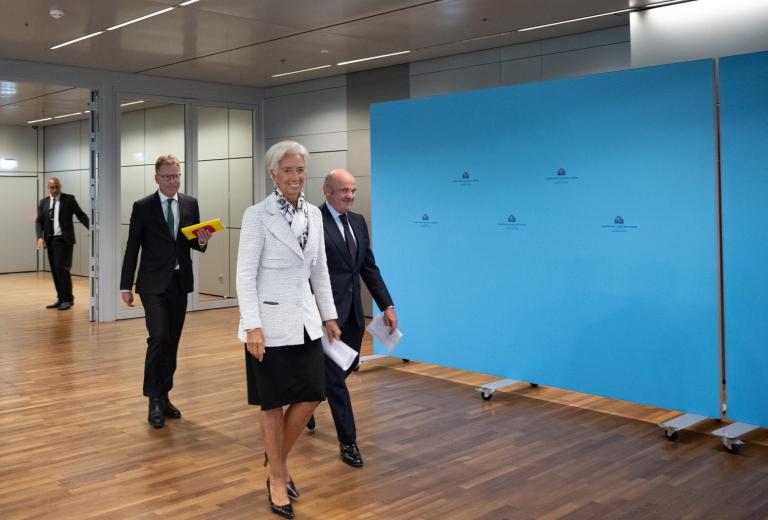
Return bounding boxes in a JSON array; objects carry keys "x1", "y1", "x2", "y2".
[{"x1": 245, "y1": 330, "x2": 326, "y2": 410}]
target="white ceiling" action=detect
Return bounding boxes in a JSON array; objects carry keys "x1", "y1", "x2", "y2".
[{"x1": 0, "y1": 0, "x2": 676, "y2": 125}]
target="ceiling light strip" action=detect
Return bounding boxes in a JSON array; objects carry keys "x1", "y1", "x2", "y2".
[
  {"x1": 107, "y1": 7, "x2": 176, "y2": 31},
  {"x1": 120, "y1": 100, "x2": 145, "y2": 107},
  {"x1": 50, "y1": 31, "x2": 104, "y2": 50},
  {"x1": 272, "y1": 65, "x2": 332, "y2": 78},
  {"x1": 27, "y1": 117, "x2": 53, "y2": 124},
  {"x1": 517, "y1": 0, "x2": 697, "y2": 32},
  {"x1": 53, "y1": 112, "x2": 83, "y2": 119},
  {"x1": 337, "y1": 50, "x2": 411, "y2": 66},
  {"x1": 50, "y1": 1, "x2": 200, "y2": 49}
]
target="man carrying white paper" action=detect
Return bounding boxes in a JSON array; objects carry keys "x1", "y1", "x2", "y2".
[{"x1": 308, "y1": 168, "x2": 398, "y2": 468}]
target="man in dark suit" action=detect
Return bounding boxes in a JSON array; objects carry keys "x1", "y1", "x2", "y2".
[
  {"x1": 313, "y1": 168, "x2": 398, "y2": 467},
  {"x1": 120, "y1": 154, "x2": 212, "y2": 428},
  {"x1": 35, "y1": 177, "x2": 90, "y2": 310}
]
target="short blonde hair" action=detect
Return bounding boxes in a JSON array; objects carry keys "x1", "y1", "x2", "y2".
[
  {"x1": 155, "y1": 154, "x2": 181, "y2": 174},
  {"x1": 265, "y1": 141, "x2": 309, "y2": 178}
]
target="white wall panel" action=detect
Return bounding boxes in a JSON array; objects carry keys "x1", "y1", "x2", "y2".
[
  {"x1": 308, "y1": 150, "x2": 346, "y2": 179},
  {"x1": 229, "y1": 109, "x2": 253, "y2": 158},
  {"x1": 79, "y1": 119, "x2": 90, "y2": 171},
  {"x1": 229, "y1": 157, "x2": 253, "y2": 227},
  {"x1": 264, "y1": 86, "x2": 347, "y2": 138},
  {"x1": 0, "y1": 177, "x2": 38, "y2": 273},
  {"x1": 121, "y1": 165, "x2": 146, "y2": 224},
  {"x1": 198, "y1": 106, "x2": 229, "y2": 160},
  {"x1": 198, "y1": 160, "x2": 229, "y2": 226},
  {"x1": 542, "y1": 42, "x2": 630, "y2": 80},
  {"x1": 265, "y1": 131, "x2": 347, "y2": 154},
  {"x1": 410, "y1": 63, "x2": 501, "y2": 98},
  {"x1": 410, "y1": 48, "x2": 500, "y2": 75},
  {"x1": 501, "y1": 56, "x2": 542, "y2": 86},
  {"x1": 120, "y1": 110, "x2": 145, "y2": 166},
  {"x1": 229, "y1": 228, "x2": 240, "y2": 298},
  {"x1": 542, "y1": 26, "x2": 629, "y2": 54},
  {"x1": 145, "y1": 105, "x2": 185, "y2": 163},
  {"x1": 0, "y1": 125, "x2": 38, "y2": 173},
  {"x1": 45, "y1": 122, "x2": 81, "y2": 171},
  {"x1": 198, "y1": 229, "x2": 229, "y2": 297}
]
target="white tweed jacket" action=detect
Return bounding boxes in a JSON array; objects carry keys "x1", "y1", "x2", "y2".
[{"x1": 236, "y1": 195, "x2": 337, "y2": 346}]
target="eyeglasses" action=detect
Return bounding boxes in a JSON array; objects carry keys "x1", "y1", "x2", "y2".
[{"x1": 157, "y1": 174, "x2": 181, "y2": 181}]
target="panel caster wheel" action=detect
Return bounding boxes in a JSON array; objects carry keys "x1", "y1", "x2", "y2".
[
  {"x1": 529, "y1": 383, "x2": 539, "y2": 388},
  {"x1": 664, "y1": 430, "x2": 679, "y2": 442},
  {"x1": 481, "y1": 392, "x2": 492, "y2": 401},
  {"x1": 723, "y1": 438, "x2": 743, "y2": 454},
  {"x1": 402, "y1": 358, "x2": 410, "y2": 363}
]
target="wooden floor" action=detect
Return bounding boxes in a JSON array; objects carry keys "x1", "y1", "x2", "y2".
[{"x1": 2, "y1": 272, "x2": 768, "y2": 520}]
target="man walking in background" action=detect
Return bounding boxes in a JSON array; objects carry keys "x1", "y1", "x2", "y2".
[{"x1": 35, "y1": 177, "x2": 89, "y2": 311}]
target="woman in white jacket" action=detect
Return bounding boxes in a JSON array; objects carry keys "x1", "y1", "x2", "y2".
[{"x1": 237, "y1": 141, "x2": 341, "y2": 519}]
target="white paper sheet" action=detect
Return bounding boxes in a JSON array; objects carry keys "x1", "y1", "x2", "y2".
[
  {"x1": 320, "y1": 331, "x2": 358, "y2": 371},
  {"x1": 366, "y1": 313, "x2": 403, "y2": 352}
]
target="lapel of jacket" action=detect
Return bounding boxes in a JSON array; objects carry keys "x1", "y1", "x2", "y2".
[
  {"x1": 322, "y1": 203, "x2": 355, "y2": 268},
  {"x1": 152, "y1": 191, "x2": 176, "y2": 243},
  {"x1": 265, "y1": 196, "x2": 304, "y2": 259}
]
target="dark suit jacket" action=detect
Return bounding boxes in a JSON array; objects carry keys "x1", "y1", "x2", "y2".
[
  {"x1": 35, "y1": 193, "x2": 90, "y2": 246},
  {"x1": 120, "y1": 191, "x2": 206, "y2": 295},
  {"x1": 321, "y1": 202, "x2": 393, "y2": 328}
]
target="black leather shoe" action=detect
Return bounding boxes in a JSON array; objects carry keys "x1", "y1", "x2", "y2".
[
  {"x1": 267, "y1": 478, "x2": 295, "y2": 518},
  {"x1": 286, "y1": 480, "x2": 300, "y2": 499},
  {"x1": 163, "y1": 397, "x2": 181, "y2": 418},
  {"x1": 148, "y1": 397, "x2": 165, "y2": 428},
  {"x1": 306, "y1": 415, "x2": 316, "y2": 431},
  {"x1": 46, "y1": 301, "x2": 62, "y2": 309},
  {"x1": 264, "y1": 453, "x2": 299, "y2": 499},
  {"x1": 340, "y1": 442, "x2": 363, "y2": 467},
  {"x1": 58, "y1": 301, "x2": 73, "y2": 311}
]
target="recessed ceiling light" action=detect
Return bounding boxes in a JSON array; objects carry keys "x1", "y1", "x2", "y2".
[
  {"x1": 517, "y1": 0, "x2": 697, "y2": 32},
  {"x1": 179, "y1": 0, "x2": 200, "y2": 5},
  {"x1": 120, "y1": 100, "x2": 145, "y2": 107},
  {"x1": 50, "y1": 31, "x2": 104, "y2": 50},
  {"x1": 107, "y1": 7, "x2": 175, "y2": 31},
  {"x1": 53, "y1": 112, "x2": 83, "y2": 119},
  {"x1": 272, "y1": 65, "x2": 332, "y2": 78},
  {"x1": 27, "y1": 117, "x2": 53, "y2": 124},
  {"x1": 337, "y1": 50, "x2": 411, "y2": 66}
]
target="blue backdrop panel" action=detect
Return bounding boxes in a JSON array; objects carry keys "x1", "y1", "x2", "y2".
[
  {"x1": 371, "y1": 60, "x2": 719, "y2": 416},
  {"x1": 721, "y1": 50, "x2": 768, "y2": 427}
]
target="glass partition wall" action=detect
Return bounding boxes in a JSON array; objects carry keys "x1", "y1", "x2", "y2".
[
  {"x1": 117, "y1": 97, "x2": 256, "y2": 319},
  {"x1": 118, "y1": 99, "x2": 186, "y2": 316},
  {"x1": 196, "y1": 106, "x2": 254, "y2": 306}
]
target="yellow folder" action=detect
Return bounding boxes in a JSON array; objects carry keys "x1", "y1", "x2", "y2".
[{"x1": 181, "y1": 218, "x2": 225, "y2": 240}]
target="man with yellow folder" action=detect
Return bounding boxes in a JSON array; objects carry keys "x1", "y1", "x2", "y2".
[{"x1": 120, "y1": 154, "x2": 216, "y2": 428}]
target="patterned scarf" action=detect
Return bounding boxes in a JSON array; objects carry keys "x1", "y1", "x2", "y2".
[{"x1": 273, "y1": 187, "x2": 309, "y2": 250}]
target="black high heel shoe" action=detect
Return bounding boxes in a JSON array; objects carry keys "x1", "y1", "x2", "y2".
[
  {"x1": 265, "y1": 453, "x2": 300, "y2": 499},
  {"x1": 267, "y1": 478, "x2": 295, "y2": 519}
]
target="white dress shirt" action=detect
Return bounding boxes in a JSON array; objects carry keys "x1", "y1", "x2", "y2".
[
  {"x1": 325, "y1": 201, "x2": 356, "y2": 245},
  {"x1": 50, "y1": 195, "x2": 62, "y2": 236}
]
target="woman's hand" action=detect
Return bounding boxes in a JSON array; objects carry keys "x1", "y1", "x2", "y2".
[
  {"x1": 246, "y1": 328, "x2": 266, "y2": 361},
  {"x1": 324, "y1": 320, "x2": 341, "y2": 342}
]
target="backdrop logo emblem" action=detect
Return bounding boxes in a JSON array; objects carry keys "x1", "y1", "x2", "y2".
[
  {"x1": 413, "y1": 213, "x2": 438, "y2": 227},
  {"x1": 498, "y1": 213, "x2": 526, "y2": 230},
  {"x1": 546, "y1": 166, "x2": 579, "y2": 184},
  {"x1": 452, "y1": 170, "x2": 479, "y2": 186},
  {"x1": 602, "y1": 215, "x2": 637, "y2": 233}
]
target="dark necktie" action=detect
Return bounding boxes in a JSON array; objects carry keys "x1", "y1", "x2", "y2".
[
  {"x1": 166, "y1": 198, "x2": 175, "y2": 237},
  {"x1": 47, "y1": 198, "x2": 57, "y2": 236},
  {"x1": 339, "y1": 213, "x2": 357, "y2": 261}
]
